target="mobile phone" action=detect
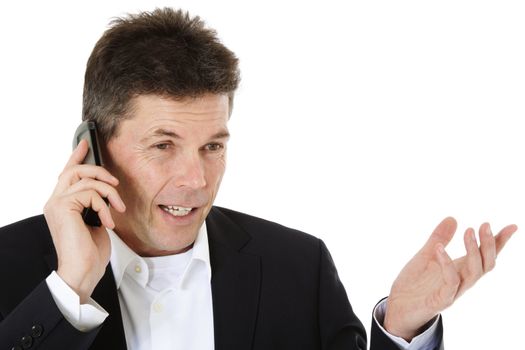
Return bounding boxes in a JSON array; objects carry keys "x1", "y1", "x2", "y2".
[{"x1": 72, "y1": 121, "x2": 105, "y2": 226}]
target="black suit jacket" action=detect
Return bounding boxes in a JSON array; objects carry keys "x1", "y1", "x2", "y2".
[{"x1": 0, "y1": 206, "x2": 443, "y2": 349}]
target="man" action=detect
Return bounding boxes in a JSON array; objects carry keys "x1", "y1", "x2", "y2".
[{"x1": 0, "y1": 8, "x2": 517, "y2": 350}]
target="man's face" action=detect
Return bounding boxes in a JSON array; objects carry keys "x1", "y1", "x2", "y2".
[{"x1": 105, "y1": 94, "x2": 230, "y2": 256}]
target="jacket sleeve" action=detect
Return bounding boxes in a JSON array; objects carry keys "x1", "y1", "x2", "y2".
[
  {"x1": 317, "y1": 239, "x2": 367, "y2": 350},
  {"x1": 0, "y1": 280, "x2": 100, "y2": 350},
  {"x1": 317, "y1": 239, "x2": 444, "y2": 350},
  {"x1": 369, "y1": 302, "x2": 444, "y2": 350}
]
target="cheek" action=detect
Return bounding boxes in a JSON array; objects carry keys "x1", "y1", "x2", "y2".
[
  {"x1": 113, "y1": 159, "x2": 160, "y2": 207},
  {"x1": 107, "y1": 143, "x2": 166, "y2": 211},
  {"x1": 205, "y1": 155, "x2": 226, "y2": 188}
]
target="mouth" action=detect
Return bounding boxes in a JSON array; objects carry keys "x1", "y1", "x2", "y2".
[{"x1": 159, "y1": 205, "x2": 194, "y2": 217}]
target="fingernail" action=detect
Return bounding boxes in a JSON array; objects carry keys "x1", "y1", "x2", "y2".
[
  {"x1": 486, "y1": 224, "x2": 493, "y2": 236},
  {"x1": 117, "y1": 197, "x2": 126, "y2": 211}
]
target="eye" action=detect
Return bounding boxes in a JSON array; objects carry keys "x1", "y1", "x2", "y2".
[
  {"x1": 204, "y1": 143, "x2": 224, "y2": 152},
  {"x1": 154, "y1": 143, "x2": 171, "y2": 150}
]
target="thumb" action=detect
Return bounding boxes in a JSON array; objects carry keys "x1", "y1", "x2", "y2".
[{"x1": 423, "y1": 217, "x2": 458, "y2": 252}]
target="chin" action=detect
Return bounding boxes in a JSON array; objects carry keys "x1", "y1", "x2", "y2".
[{"x1": 146, "y1": 225, "x2": 201, "y2": 255}]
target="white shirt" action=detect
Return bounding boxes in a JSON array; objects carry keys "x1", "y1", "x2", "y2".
[
  {"x1": 108, "y1": 224, "x2": 214, "y2": 350},
  {"x1": 46, "y1": 222, "x2": 439, "y2": 350},
  {"x1": 47, "y1": 223, "x2": 214, "y2": 350}
]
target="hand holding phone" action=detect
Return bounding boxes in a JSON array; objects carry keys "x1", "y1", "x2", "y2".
[{"x1": 43, "y1": 121, "x2": 125, "y2": 302}]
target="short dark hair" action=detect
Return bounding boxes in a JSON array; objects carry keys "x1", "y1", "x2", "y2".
[{"x1": 82, "y1": 8, "x2": 240, "y2": 143}]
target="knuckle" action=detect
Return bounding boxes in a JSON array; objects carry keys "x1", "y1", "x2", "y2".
[
  {"x1": 57, "y1": 169, "x2": 68, "y2": 182},
  {"x1": 466, "y1": 262, "x2": 482, "y2": 277},
  {"x1": 107, "y1": 186, "x2": 118, "y2": 197},
  {"x1": 485, "y1": 260, "x2": 496, "y2": 272},
  {"x1": 59, "y1": 166, "x2": 81, "y2": 184},
  {"x1": 465, "y1": 268, "x2": 482, "y2": 284},
  {"x1": 44, "y1": 197, "x2": 61, "y2": 212},
  {"x1": 474, "y1": 269, "x2": 483, "y2": 280},
  {"x1": 79, "y1": 177, "x2": 97, "y2": 189},
  {"x1": 88, "y1": 189, "x2": 100, "y2": 198},
  {"x1": 92, "y1": 190, "x2": 107, "y2": 206},
  {"x1": 78, "y1": 177, "x2": 92, "y2": 184},
  {"x1": 99, "y1": 167, "x2": 111, "y2": 177},
  {"x1": 463, "y1": 276, "x2": 476, "y2": 288}
]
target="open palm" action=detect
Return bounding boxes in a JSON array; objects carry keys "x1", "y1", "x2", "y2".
[{"x1": 383, "y1": 217, "x2": 517, "y2": 341}]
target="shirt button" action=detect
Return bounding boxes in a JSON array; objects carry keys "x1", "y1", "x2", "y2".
[
  {"x1": 135, "y1": 265, "x2": 142, "y2": 273},
  {"x1": 152, "y1": 302, "x2": 163, "y2": 313}
]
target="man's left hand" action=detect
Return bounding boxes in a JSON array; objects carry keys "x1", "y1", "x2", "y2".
[{"x1": 384, "y1": 217, "x2": 517, "y2": 341}]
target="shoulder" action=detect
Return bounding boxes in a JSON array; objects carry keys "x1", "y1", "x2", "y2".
[
  {"x1": 0, "y1": 216, "x2": 56, "y2": 316},
  {"x1": 210, "y1": 206, "x2": 322, "y2": 260},
  {"x1": 212, "y1": 206, "x2": 319, "y2": 242},
  {"x1": 0, "y1": 214, "x2": 53, "y2": 256}
]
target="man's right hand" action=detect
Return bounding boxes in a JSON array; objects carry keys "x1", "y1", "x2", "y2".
[{"x1": 43, "y1": 139, "x2": 126, "y2": 303}]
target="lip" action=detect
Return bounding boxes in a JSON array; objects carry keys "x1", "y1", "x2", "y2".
[
  {"x1": 158, "y1": 205, "x2": 200, "y2": 226},
  {"x1": 160, "y1": 204, "x2": 196, "y2": 209}
]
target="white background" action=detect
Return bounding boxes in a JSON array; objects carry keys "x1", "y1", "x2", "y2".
[{"x1": 0, "y1": 1, "x2": 523, "y2": 348}]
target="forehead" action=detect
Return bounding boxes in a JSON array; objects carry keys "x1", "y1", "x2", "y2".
[
  {"x1": 129, "y1": 94, "x2": 229, "y2": 122},
  {"x1": 116, "y1": 94, "x2": 230, "y2": 140}
]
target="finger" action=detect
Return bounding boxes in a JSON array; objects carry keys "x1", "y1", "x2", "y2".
[
  {"x1": 461, "y1": 227, "x2": 483, "y2": 287},
  {"x1": 435, "y1": 244, "x2": 460, "y2": 306},
  {"x1": 495, "y1": 224, "x2": 518, "y2": 255},
  {"x1": 479, "y1": 223, "x2": 497, "y2": 273},
  {"x1": 64, "y1": 139, "x2": 90, "y2": 169},
  {"x1": 55, "y1": 164, "x2": 119, "y2": 194},
  {"x1": 71, "y1": 190, "x2": 116, "y2": 229},
  {"x1": 423, "y1": 217, "x2": 458, "y2": 252},
  {"x1": 89, "y1": 193, "x2": 115, "y2": 229},
  {"x1": 65, "y1": 190, "x2": 115, "y2": 229},
  {"x1": 66, "y1": 178, "x2": 126, "y2": 212}
]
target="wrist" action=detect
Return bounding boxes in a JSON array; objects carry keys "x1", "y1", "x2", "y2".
[
  {"x1": 383, "y1": 298, "x2": 422, "y2": 342},
  {"x1": 384, "y1": 314, "x2": 419, "y2": 342},
  {"x1": 57, "y1": 267, "x2": 96, "y2": 304},
  {"x1": 383, "y1": 300, "x2": 438, "y2": 342}
]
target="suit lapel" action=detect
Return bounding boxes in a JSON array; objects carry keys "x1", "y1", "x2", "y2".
[{"x1": 207, "y1": 207, "x2": 261, "y2": 350}]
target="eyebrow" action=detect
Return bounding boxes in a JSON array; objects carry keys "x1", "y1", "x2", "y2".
[{"x1": 142, "y1": 128, "x2": 230, "y2": 142}]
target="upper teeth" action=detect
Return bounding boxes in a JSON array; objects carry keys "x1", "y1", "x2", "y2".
[{"x1": 162, "y1": 205, "x2": 193, "y2": 216}]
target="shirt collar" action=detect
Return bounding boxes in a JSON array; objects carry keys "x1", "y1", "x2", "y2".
[
  {"x1": 107, "y1": 222, "x2": 211, "y2": 290},
  {"x1": 188, "y1": 221, "x2": 212, "y2": 284}
]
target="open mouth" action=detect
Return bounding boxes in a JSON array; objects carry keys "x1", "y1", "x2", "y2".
[{"x1": 159, "y1": 205, "x2": 194, "y2": 217}]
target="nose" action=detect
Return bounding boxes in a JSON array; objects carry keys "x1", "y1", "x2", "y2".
[{"x1": 173, "y1": 152, "x2": 207, "y2": 189}]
